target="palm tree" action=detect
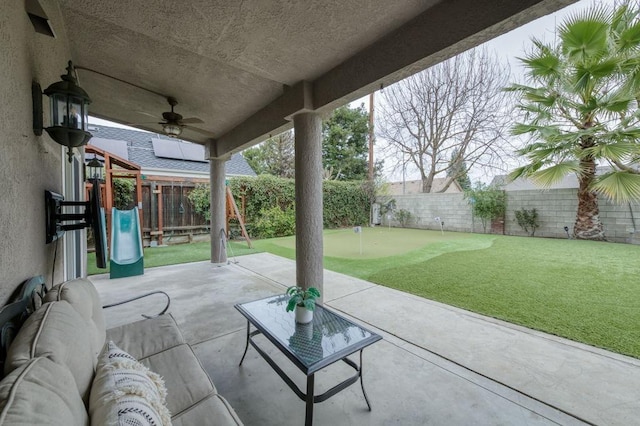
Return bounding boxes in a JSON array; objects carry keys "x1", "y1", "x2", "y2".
[{"x1": 508, "y1": 2, "x2": 640, "y2": 240}]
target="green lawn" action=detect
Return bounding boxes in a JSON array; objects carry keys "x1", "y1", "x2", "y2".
[
  {"x1": 253, "y1": 228, "x2": 640, "y2": 358},
  {"x1": 88, "y1": 228, "x2": 640, "y2": 358}
]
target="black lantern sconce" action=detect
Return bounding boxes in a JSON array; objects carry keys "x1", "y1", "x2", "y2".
[
  {"x1": 85, "y1": 154, "x2": 104, "y2": 182},
  {"x1": 34, "y1": 61, "x2": 92, "y2": 162}
]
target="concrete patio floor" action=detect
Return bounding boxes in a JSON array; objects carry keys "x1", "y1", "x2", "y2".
[{"x1": 91, "y1": 253, "x2": 640, "y2": 425}]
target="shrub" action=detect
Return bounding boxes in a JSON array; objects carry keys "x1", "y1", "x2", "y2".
[
  {"x1": 188, "y1": 184, "x2": 211, "y2": 221},
  {"x1": 322, "y1": 180, "x2": 371, "y2": 228},
  {"x1": 253, "y1": 206, "x2": 296, "y2": 238},
  {"x1": 464, "y1": 183, "x2": 506, "y2": 233},
  {"x1": 514, "y1": 208, "x2": 539, "y2": 236},
  {"x1": 113, "y1": 178, "x2": 135, "y2": 210},
  {"x1": 394, "y1": 209, "x2": 412, "y2": 227}
]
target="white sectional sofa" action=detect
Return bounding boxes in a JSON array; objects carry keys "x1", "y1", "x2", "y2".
[{"x1": 0, "y1": 277, "x2": 242, "y2": 425}]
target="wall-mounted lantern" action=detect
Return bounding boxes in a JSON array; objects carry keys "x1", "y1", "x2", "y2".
[
  {"x1": 85, "y1": 154, "x2": 104, "y2": 182},
  {"x1": 35, "y1": 61, "x2": 92, "y2": 162}
]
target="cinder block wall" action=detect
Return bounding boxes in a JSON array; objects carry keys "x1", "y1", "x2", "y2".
[
  {"x1": 381, "y1": 190, "x2": 640, "y2": 243},
  {"x1": 385, "y1": 193, "x2": 477, "y2": 232},
  {"x1": 504, "y1": 189, "x2": 577, "y2": 238},
  {"x1": 505, "y1": 189, "x2": 640, "y2": 243}
]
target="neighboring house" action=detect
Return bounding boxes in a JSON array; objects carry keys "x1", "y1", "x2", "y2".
[
  {"x1": 387, "y1": 178, "x2": 462, "y2": 195},
  {"x1": 88, "y1": 124, "x2": 256, "y2": 245},
  {"x1": 88, "y1": 124, "x2": 255, "y2": 181}
]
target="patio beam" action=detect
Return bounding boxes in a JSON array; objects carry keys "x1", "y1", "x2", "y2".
[{"x1": 212, "y1": 0, "x2": 575, "y2": 156}]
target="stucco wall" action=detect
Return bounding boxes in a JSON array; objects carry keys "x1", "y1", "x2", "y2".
[
  {"x1": 383, "y1": 190, "x2": 640, "y2": 243},
  {"x1": 0, "y1": 2, "x2": 72, "y2": 304}
]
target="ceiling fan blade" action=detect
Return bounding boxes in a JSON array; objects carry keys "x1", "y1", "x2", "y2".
[
  {"x1": 133, "y1": 111, "x2": 160, "y2": 119},
  {"x1": 125, "y1": 121, "x2": 162, "y2": 126},
  {"x1": 180, "y1": 117, "x2": 204, "y2": 124}
]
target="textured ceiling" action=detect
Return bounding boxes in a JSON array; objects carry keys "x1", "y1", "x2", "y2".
[{"x1": 56, "y1": 0, "x2": 576, "y2": 156}]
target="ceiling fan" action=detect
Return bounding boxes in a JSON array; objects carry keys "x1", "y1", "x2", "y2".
[{"x1": 132, "y1": 97, "x2": 208, "y2": 138}]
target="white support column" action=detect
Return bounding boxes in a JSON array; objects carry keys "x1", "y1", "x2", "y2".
[
  {"x1": 210, "y1": 156, "x2": 227, "y2": 265},
  {"x1": 294, "y1": 112, "x2": 323, "y2": 301}
]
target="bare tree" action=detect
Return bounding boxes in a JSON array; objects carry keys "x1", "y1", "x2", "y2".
[{"x1": 378, "y1": 47, "x2": 515, "y2": 192}]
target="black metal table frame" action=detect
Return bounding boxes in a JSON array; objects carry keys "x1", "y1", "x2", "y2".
[{"x1": 237, "y1": 307, "x2": 379, "y2": 426}]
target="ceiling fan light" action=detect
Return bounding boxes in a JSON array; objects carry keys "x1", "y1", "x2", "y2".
[{"x1": 163, "y1": 123, "x2": 182, "y2": 137}]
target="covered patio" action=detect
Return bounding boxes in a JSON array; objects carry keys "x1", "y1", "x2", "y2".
[
  {"x1": 93, "y1": 255, "x2": 640, "y2": 425},
  {"x1": 8, "y1": 0, "x2": 639, "y2": 423}
]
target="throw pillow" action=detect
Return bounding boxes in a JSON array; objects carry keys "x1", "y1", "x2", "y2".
[{"x1": 90, "y1": 341, "x2": 171, "y2": 426}]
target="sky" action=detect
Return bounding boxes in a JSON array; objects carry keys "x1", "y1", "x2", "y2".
[
  {"x1": 90, "y1": 0, "x2": 615, "y2": 182},
  {"x1": 371, "y1": 0, "x2": 618, "y2": 184}
]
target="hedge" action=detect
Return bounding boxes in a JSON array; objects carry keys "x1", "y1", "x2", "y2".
[{"x1": 189, "y1": 175, "x2": 371, "y2": 238}]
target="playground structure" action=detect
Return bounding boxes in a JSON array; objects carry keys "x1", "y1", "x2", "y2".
[
  {"x1": 110, "y1": 207, "x2": 144, "y2": 279},
  {"x1": 225, "y1": 186, "x2": 252, "y2": 248}
]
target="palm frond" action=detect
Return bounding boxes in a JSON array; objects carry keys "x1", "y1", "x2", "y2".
[
  {"x1": 507, "y1": 163, "x2": 542, "y2": 182},
  {"x1": 521, "y1": 52, "x2": 561, "y2": 79},
  {"x1": 511, "y1": 123, "x2": 539, "y2": 136},
  {"x1": 523, "y1": 90, "x2": 557, "y2": 106},
  {"x1": 560, "y1": 12, "x2": 611, "y2": 62},
  {"x1": 583, "y1": 143, "x2": 640, "y2": 161},
  {"x1": 504, "y1": 83, "x2": 536, "y2": 93},
  {"x1": 529, "y1": 162, "x2": 583, "y2": 188},
  {"x1": 597, "y1": 89, "x2": 633, "y2": 113},
  {"x1": 618, "y1": 20, "x2": 640, "y2": 51},
  {"x1": 591, "y1": 171, "x2": 640, "y2": 202}
]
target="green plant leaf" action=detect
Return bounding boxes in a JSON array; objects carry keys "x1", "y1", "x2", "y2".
[
  {"x1": 307, "y1": 287, "x2": 321, "y2": 298},
  {"x1": 286, "y1": 286, "x2": 301, "y2": 296},
  {"x1": 286, "y1": 296, "x2": 301, "y2": 312},
  {"x1": 303, "y1": 299, "x2": 316, "y2": 311}
]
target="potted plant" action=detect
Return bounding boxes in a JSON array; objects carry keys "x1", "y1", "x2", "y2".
[{"x1": 286, "y1": 286, "x2": 320, "y2": 324}]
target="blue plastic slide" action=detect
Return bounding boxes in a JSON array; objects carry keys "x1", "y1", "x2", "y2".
[{"x1": 110, "y1": 207, "x2": 144, "y2": 279}]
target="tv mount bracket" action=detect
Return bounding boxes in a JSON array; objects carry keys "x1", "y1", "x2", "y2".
[{"x1": 44, "y1": 189, "x2": 93, "y2": 244}]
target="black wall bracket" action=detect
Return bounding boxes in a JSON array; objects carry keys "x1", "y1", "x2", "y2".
[{"x1": 45, "y1": 190, "x2": 91, "y2": 244}]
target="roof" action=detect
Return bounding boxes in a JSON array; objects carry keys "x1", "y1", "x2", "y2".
[
  {"x1": 492, "y1": 167, "x2": 612, "y2": 191},
  {"x1": 88, "y1": 125, "x2": 255, "y2": 177},
  {"x1": 387, "y1": 179, "x2": 461, "y2": 195}
]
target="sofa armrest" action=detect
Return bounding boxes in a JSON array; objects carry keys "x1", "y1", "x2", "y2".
[{"x1": 102, "y1": 291, "x2": 170, "y2": 319}]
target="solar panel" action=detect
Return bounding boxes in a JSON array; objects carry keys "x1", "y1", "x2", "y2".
[
  {"x1": 89, "y1": 138, "x2": 129, "y2": 160},
  {"x1": 180, "y1": 142, "x2": 206, "y2": 162},
  {"x1": 152, "y1": 138, "x2": 207, "y2": 163}
]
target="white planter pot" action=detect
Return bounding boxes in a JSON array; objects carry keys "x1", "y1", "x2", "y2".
[{"x1": 295, "y1": 306, "x2": 313, "y2": 324}]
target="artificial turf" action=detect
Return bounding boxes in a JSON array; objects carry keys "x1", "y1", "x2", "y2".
[{"x1": 255, "y1": 228, "x2": 640, "y2": 358}]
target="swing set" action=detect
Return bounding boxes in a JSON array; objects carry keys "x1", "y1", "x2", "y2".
[{"x1": 226, "y1": 186, "x2": 252, "y2": 249}]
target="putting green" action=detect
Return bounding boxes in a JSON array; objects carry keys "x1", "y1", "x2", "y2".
[{"x1": 268, "y1": 227, "x2": 468, "y2": 259}]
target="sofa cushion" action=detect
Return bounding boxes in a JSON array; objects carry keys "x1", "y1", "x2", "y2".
[
  {"x1": 0, "y1": 357, "x2": 88, "y2": 425},
  {"x1": 139, "y1": 344, "x2": 215, "y2": 416},
  {"x1": 90, "y1": 342, "x2": 171, "y2": 426},
  {"x1": 44, "y1": 278, "x2": 106, "y2": 357},
  {"x1": 171, "y1": 394, "x2": 242, "y2": 426},
  {"x1": 106, "y1": 314, "x2": 184, "y2": 360},
  {"x1": 4, "y1": 301, "x2": 96, "y2": 406}
]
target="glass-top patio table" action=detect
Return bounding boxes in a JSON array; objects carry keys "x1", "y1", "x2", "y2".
[{"x1": 235, "y1": 294, "x2": 382, "y2": 426}]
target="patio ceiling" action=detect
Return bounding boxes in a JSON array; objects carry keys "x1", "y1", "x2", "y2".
[{"x1": 58, "y1": 0, "x2": 576, "y2": 157}]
